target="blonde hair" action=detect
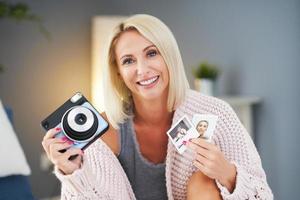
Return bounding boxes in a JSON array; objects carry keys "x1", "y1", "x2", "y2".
[{"x1": 102, "y1": 14, "x2": 190, "y2": 129}]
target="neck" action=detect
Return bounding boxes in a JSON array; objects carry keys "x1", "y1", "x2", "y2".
[{"x1": 132, "y1": 92, "x2": 173, "y2": 127}]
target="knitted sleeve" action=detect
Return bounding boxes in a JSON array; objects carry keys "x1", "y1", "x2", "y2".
[
  {"x1": 213, "y1": 100, "x2": 273, "y2": 200},
  {"x1": 53, "y1": 139, "x2": 136, "y2": 200}
]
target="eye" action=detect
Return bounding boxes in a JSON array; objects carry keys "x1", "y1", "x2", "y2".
[
  {"x1": 147, "y1": 49, "x2": 157, "y2": 57},
  {"x1": 122, "y1": 57, "x2": 134, "y2": 65}
]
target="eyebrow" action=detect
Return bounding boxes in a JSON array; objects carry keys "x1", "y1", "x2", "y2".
[{"x1": 119, "y1": 44, "x2": 156, "y2": 60}]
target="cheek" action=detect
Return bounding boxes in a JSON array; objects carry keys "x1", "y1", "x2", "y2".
[
  {"x1": 159, "y1": 61, "x2": 169, "y2": 81},
  {"x1": 152, "y1": 56, "x2": 168, "y2": 73},
  {"x1": 119, "y1": 69, "x2": 136, "y2": 86},
  {"x1": 164, "y1": 68, "x2": 169, "y2": 82},
  {"x1": 163, "y1": 69, "x2": 169, "y2": 83}
]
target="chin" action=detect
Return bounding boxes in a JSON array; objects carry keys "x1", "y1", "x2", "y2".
[
  {"x1": 140, "y1": 90, "x2": 164, "y2": 100},
  {"x1": 137, "y1": 86, "x2": 168, "y2": 101}
]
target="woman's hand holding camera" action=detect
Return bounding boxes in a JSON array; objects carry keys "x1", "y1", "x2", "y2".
[{"x1": 41, "y1": 127, "x2": 84, "y2": 175}]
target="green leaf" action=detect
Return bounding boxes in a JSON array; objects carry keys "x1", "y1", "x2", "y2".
[
  {"x1": 8, "y1": 3, "x2": 29, "y2": 21},
  {"x1": 0, "y1": 1, "x2": 51, "y2": 41},
  {"x1": 0, "y1": 1, "x2": 9, "y2": 18},
  {"x1": 192, "y1": 61, "x2": 220, "y2": 80}
]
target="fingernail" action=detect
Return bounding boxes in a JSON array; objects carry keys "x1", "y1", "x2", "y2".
[
  {"x1": 61, "y1": 137, "x2": 68, "y2": 142},
  {"x1": 55, "y1": 127, "x2": 61, "y2": 131},
  {"x1": 67, "y1": 141, "x2": 74, "y2": 145},
  {"x1": 182, "y1": 141, "x2": 187, "y2": 145}
]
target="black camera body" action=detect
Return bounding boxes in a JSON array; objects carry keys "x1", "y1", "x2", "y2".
[{"x1": 41, "y1": 92, "x2": 109, "y2": 150}]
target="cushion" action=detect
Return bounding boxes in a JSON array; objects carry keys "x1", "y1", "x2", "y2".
[{"x1": 0, "y1": 99, "x2": 31, "y2": 177}]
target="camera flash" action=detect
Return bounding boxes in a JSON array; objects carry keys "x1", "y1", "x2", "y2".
[{"x1": 71, "y1": 92, "x2": 82, "y2": 103}]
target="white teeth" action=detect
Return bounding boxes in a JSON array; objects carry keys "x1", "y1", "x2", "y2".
[{"x1": 138, "y1": 76, "x2": 159, "y2": 86}]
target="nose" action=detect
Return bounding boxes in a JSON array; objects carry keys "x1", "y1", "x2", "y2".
[{"x1": 136, "y1": 58, "x2": 150, "y2": 76}]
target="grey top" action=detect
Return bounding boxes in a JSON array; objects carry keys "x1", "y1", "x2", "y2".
[{"x1": 117, "y1": 117, "x2": 168, "y2": 200}]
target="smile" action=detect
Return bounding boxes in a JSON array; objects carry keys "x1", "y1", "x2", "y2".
[{"x1": 137, "y1": 76, "x2": 159, "y2": 86}]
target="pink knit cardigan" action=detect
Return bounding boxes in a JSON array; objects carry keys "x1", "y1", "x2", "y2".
[{"x1": 54, "y1": 90, "x2": 273, "y2": 199}]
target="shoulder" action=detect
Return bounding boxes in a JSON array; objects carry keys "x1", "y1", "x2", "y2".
[
  {"x1": 176, "y1": 89, "x2": 233, "y2": 117},
  {"x1": 98, "y1": 112, "x2": 120, "y2": 155},
  {"x1": 177, "y1": 90, "x2": 248, "y2": 142}
]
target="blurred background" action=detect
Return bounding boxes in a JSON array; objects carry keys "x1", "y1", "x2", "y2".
[{"x1": 0, "y1": 0, "x2": 299, "y2": 199}]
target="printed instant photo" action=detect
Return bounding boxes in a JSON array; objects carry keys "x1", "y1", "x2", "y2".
[
  {"x1": 192, "y1": 114, "x2": 218, "y2": 142},
  {"x1": 167, "y1": 115, "x2": 200, "y2": 154}
]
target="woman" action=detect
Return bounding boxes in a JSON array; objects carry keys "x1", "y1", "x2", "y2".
[
  {"x1": 196, "y1": 120, "x2": 208, "y2": 137},
  {"x1": 174, "y1": 126, "x2": 187, "y2": 142},
  {"x1": 42, "y1": 14, "x2": 273, "y2": 199}
]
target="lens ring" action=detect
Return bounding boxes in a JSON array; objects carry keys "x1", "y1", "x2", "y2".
[{"x1": 62, "y1": 106, "x2": 99, "y2": 141}]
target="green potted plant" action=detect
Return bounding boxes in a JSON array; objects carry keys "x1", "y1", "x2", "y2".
[
  {"x1": 0, "y1": 1, "x2": 50, "y2": 74},
  {"x1": 0, "y1": 1, "x2": 50, "y2": 36},
  {"x1": 192, "y1": 61, "x2": 220, "y2": 96}
]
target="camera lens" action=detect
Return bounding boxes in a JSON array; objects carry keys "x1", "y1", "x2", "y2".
[
  {"x1": 62, "y1": 106, "x2": 98, "y2": 141},
  {"x1": 75, "y1": 113, "x2": 87, "y2": 125}
]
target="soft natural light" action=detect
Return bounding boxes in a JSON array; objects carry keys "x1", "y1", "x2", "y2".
[{"x1": 91, "y1": 16, "x2": 126, "y2": 112}]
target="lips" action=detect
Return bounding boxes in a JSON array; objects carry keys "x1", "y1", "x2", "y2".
[{"x1": 137, "y1": 76, "x2": 159, "y2": 86}]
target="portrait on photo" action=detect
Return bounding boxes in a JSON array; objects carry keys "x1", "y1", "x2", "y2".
[
  {"x1": 192, "y1": 114, "x2": 218, "y2": 142},
  {"x1": 167, "y1": 115, "x2": 199, "y2": 154}
]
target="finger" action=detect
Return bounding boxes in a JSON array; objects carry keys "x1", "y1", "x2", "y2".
[
  {"x1": 193, "y1": 160, "x2": 211, "y2": 177},
  {"x1": 63, "y1": 148, "x2": 84, "y2": 160},
  {"x1": 42, "y1": 137, "x2": 68, "y2": 156},
  {"x1": 190, "y1": 138, "x2": 217, "y2": 151},
  {"x1": 51, "y1": 148, "x2": 82, "y2": 172},
  {"x1": 195, "y1": 153, "x2": 208, "y2": 165},
  {"x1": 49, "y1": 140, "x2": 74, "y2": 158},
  {"x1": 187, "y1": 141, "x2": 211, "y2": 159},
  {"x1": 72, "y1": 154, "x2": 83, "y2": 166},
  {"x1": 195, "y1": 153, "x2": 215, "y2": 170},
  {"x1": 43, "y1": 127, "x2": 62, "y2": 141},
  {"x1": 61, "y1": 154, "x2": 83, "y2": 173}
]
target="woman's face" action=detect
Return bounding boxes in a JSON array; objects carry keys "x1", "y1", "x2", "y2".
[
  {"x1": 196, "y1": 121, "x2": 208, "y2": 135},
  {"x1": 176, "y1": 127, "x2": 185, "y2": 136},
  {"x1": 115, "y1": 30, "x2": 169, "y2": 101}
]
